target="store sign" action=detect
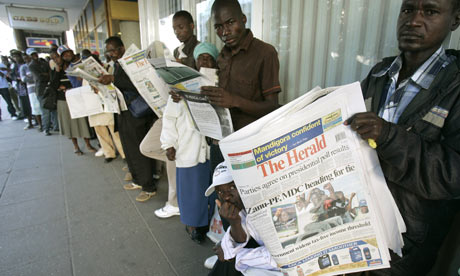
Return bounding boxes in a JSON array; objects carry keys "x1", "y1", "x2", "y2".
[
  {"x1": 26, "y1": 37, "x2": 60, "y2": 48},
  {"x1": 7, "y1": 7, "x2": 69, "y2": 32}
]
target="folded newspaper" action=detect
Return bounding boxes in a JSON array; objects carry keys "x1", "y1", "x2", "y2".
[
  {"x1": 219, "y1": 82, "x2": 406, "y2": 276},
  {"x1": 65, "y1": 56, "x2": 124, "y2": 115}
]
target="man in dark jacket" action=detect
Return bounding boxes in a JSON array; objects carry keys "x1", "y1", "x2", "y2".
[
  {"x1": 98, "y1": 36, "x2": 157, "y2": 202},
  {"x1": 345, "y1": 0, "x2": 460, "y2": 275}
]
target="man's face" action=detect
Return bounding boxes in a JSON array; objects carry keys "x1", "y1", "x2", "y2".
[
  {"x1": 22, "y1": 54, "x2": 31, "y2": 63},
  {"x1": 215, "y1": 182, "x2": 244, "y2": 210},
  {"x1": 50, "y1": 52, "x2": 62, "y2": 65},
  {"x1": 31, "y1": 53, "x2": 39, "y2": 61},
  {"x1": 173, "y1": 17, "x2": 194, "y2": 43},
  {"x1": 196, "y1": 53, "x2": 216, "y2": 70},
  {"x1": 105, "y1": 43, "x2": 125, "y2": 62},
  {"x1": 213, "y1": 6, "x2": 247, "y2": 49},
  {"x1": 62, "y1": 51, "x2": 74, "y2": 63},
  {"x1": 12, "y1": 54, "x2": 23, "y2": 64},
  {"x1": 397, "y1": 0, "x2": 460, "y2": 53}
]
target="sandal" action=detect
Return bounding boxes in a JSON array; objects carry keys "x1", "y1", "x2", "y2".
[{"x1": 74, "y1": 149, "x2": 83, "y2": 156}]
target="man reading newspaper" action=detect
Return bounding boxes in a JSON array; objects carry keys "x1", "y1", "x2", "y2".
[
  {"x1": 345, "y1": 0, "x2": 460, "y2": 274},
  {"x1": 205, "y1": 162, "x2": 283, "y2": 276}
]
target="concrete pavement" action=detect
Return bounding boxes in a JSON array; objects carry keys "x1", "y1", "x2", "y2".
[{"x1": 0, "y1": 116, "x2": 214, "y2": 276}]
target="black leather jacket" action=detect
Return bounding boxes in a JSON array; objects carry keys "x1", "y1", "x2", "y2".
[{"x1": 361, "y1": 50, "x2": 460, "y2": 275}]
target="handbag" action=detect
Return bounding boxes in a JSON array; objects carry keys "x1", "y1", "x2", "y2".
[
  {"x1": 43, "y1": 86, "x2": 57, "y2": 110},
  {"x1": 123, "y1": 90, "x2": 153, "y2": 118}
]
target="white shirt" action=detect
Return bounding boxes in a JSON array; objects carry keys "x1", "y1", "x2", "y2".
[{"x1": 221, "y1": 210, "x2": 280, "y2": 274}]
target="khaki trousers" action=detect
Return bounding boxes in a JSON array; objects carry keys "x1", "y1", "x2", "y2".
[
  {"x1": 140, "y1": 119, "x2": 178, "y2": 207},
  {"x1": 94, "y1": 125, "x2": 125, "y2": 159}
]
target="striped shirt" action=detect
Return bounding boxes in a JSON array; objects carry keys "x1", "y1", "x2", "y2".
[
  {"x1": 221, "y1": 210, "x2": 280, "y2": 273},
  {"x1": 373, "y1": 46, "x2": 455, "y2": 123}
]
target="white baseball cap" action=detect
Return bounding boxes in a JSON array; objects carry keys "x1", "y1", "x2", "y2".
[{"x1": 205, "y1": 162, "x2": 234, "y2": 196}]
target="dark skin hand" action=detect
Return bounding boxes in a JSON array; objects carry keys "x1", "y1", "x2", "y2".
[
  {"x1": 98, "y1": 75, "x2": 114, "y2": 85},
  {"x1": 216, "y1": 199, "x2": 246, "y2": 243},
  {"x1": 166, "y1": 147, "x2": 176, "y2": 161},
  {"x1": 169, "y1": 91, "x2": 182, "y2": 102},
  {"x1": 201, "y1": 86, "x2": 279, "y2": 118},
  {"x1": 344, "y1": 112, "x2": 388, "y2": 142},
  {"x1": 213, "y1": 242, "x2": 226, "y2": 262}
]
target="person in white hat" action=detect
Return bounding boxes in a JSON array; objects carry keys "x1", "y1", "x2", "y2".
[{"x1": 206, "y1": 162, "x2": 282, "y2": 276}]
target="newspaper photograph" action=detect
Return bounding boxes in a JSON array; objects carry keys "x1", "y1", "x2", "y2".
[
  {"x1": 219, "y1": 82, "x2": 405, "y2": 276},
  {"x1": 118, "y1": 49, "x2": 169, "y2": 118},
  {"x1": 173, "y1": 88, "x2": 233, "y2": 140}
]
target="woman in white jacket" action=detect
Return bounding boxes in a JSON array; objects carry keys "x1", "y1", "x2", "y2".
[{"x1": 161, "y1": 42, "x2": 219, "y2": 243}]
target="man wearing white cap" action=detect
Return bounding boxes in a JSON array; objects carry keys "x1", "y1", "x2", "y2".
[{"x1": 206, "y1": 162, "x2": 282, "y2": 276}]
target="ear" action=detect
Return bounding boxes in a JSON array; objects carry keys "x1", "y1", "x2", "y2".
[
  {"x1": 242, "y1": 14, "x2": 247, "y2": 25},
  {"x1": 190, "y1": 22, "x2": 195, "y2": 30},
  {"x1": 452, "y1": 10, "x2": 460, "y2": 31}
]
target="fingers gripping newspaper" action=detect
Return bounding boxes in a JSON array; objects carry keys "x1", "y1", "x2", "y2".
[
  {"x1": 219, "y1": 82, "x2": 405, "y2": 276},
  {"x1": 65, "y1": 56, "x2": 124, "y2": 117}
]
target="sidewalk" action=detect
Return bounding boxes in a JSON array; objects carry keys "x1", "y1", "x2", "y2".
[{"x1": 0, "y1": 116, "x2": 214, "y2": 276}]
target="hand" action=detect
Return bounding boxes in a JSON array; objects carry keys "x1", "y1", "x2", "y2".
[
  {"x1": 58, "y1": 85, "x2": 67, "y2": 92},
  {"x1": 169, "y1": 91, "x2": 182, "y2": 103},
  {"x1": 90, "y1": 85, "x2": 99, "y2": 94},
  {"x1": 350, "y1": 192, "x2": 356, "y2": 199},
  {"x1": 166, "y1": 147, "x2": 176, "y2": 161},
  {"x1": 216, "y1": 199, "x2": 241, "y2": 226},
  {"x1": 344, "y1": 112, "x2": 388, "y2": 142},
  {"x1": 98, "y1": 74, "x2": 114, "y2": 85},
  {"x1": 213, "y1": 242, "x2": 226, "y2": 262},
  {"x1": 201, "y1": 86, "x2": 236, "y2": 108}
]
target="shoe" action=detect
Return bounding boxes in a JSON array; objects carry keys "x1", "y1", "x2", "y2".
[
  {"x1": 74, "y1": 149, "x2": 83, "y2": 156},
  {"x1": 154, "y1": 203, "x2": 180, "y2": 218},
  {"x1": 95, "y1": 148, "x2": 104, "y2": 157},
  {"x1": 186, "y1": 226, "x2": 205, "y2": 244},
  {"x1": 24, "y1": 125, "x2": 34, "y2": 130},
  {"x1": 136, "y1": 191, "x2": 156, "y2": 202},
  {"x1": 23, "y1": 118, "x2": 28, "y2": 123},
  {"x1": 45, "y1": 131, "x2": 51, "y2": 136},
  {"x1": 123, "y1": 183, "x2": 141, "y2": 190},
  {"x1": 204, "y1": 255, "x2": 218, "y2": 269},
  {"x1": 104, "y1": 157, "x2": 114, "y2": 163},
  {"x1": 153, "y1": 174, "x2": 161, "y2": 180},
  {"x1": 38, "y1": 127, "x2": 43, "y2": 132},
  {"x1": 124, "y1": 172, "x2": 133, "y2": 181},
  {"x1": 122, "y1": 164, "x2": 129, "y2": 171},
  {"x1": 11, "y1": 116, "x2": 18, "y2": 120}
]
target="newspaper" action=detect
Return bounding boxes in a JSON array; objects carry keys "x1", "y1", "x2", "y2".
[
  {"x1": 118, "y1": 47, "x2": 169, "y2": 118},
  {"x1": 66, "y1": 85, "x2": 103, "y2": 118},
  {"x1": 65, "y1": 56, "x2": 124, "y2": 113},
  {"x1": 150, "y1": 63, "x2": 234, "y2": 140},
  {"x1": 173, "y1": 88, "x2": 233, "y2": 140},
  {"x1": 219, "y1": 82, "x2": 405, "y2": 276}
]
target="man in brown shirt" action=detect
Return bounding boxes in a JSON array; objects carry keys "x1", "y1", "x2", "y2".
[
  {"x1": 201, "y1": 0, "x2": 281, "y2": 131},
  {"x1": 173, "y1": 10, "x2": 200, "y2": 69}
]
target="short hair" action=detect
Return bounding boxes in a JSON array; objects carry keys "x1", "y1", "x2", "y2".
[
  {"x1": 105, "y1": 36, "x2": 124, "y2": 47},
  {"x1": 173, "y1": 10, "x2": 194, "y2": 24},
  {"x1": 211, "y1": 0, "x2": 243, "y2": 17},
  {"x1": 81, "y1": 49, "x2": 91, "y2": 56}
]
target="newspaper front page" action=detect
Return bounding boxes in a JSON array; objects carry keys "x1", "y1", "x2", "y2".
[
  {"x1": 118, "y1": 49, "x2": 169, "y2": 118},
  {"x1": 219, "y1": 82, "x2": 405, "y2": 276}
]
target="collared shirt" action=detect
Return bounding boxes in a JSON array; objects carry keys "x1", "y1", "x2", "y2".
[
  {"x1": 374, "y1": 46, "x2": 455, "y2": 123},
  {"x1": 174, "y1": 35, "x2": 199, "y2": 69},
  {"x1": 221, "y1": 210, "x2": 280, "y2": 273},
  {"x1": 218, "y1": 30, "x2": 281, "y2": 130}
]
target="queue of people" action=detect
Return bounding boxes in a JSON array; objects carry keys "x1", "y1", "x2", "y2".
[{"x1": 1, "y1": 0, "x2": 459, "y2": 275}]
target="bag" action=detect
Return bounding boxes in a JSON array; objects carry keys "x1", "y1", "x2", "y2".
[
  {"x1": 123, "y1": 90, "x2": 153, "y2": 118},
  {"x1": 43, "y1": 86, "x2": 57, "y2": 110},
  {"x1": 207, "y1": 204, "x2": 225, "y2": 243}
]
